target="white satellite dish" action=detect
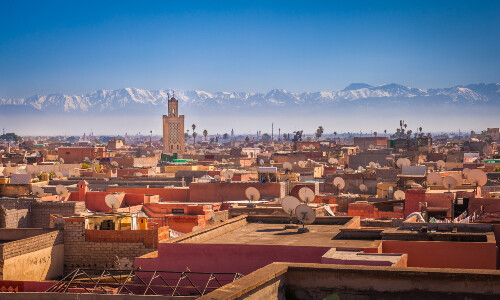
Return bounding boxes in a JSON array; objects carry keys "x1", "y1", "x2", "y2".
[
  {"x1": 282, "y1": 196, "x2": 301, "y2": 215},
  {"x1": 295, "y1": 204, "x2": 316, "y2": 233},
  {"x1": 466, "y1": 169, "x2": 487, "y2": 187},
  {"x1": 449, "y1": 173, "x2": 462, "y2": 186},
  {"x1": 394, "y1": 190, "x2": 405, "y2": 200},
  {"x1": 59, "y1": 158, "x2": 65, "y2": 164},
  {"x1": 259, "y1": 159, "x2": 265, "y2": 166},
  {"x1": 462, "y1": 168, "x2": 471, "y2": 176},
  {"x1": 333, "y1": 177, "x2": 345, "y2": 190},
  {"x1": 31, "y1": 186, "x2": 44, "y2": 197},
  {"x1": 298, "y1": 161, "x2": 306, "y2": 168},
  {"x1": 436, "y1": 160, "x2": 446, "y2": 170},
  {"x1": 358, "y1": 166, "x2": 364, "y2": 171},
  {"x1": 359, "y1": 184, "x2": 368, "y2": 193},
  {"x1": 270, "y1": 160, "x2": 275, "y2": 164},
  {"x1": 396, "y1": 158, "x2": 410, "y2": 168},
  {"x1": 283, "y1": 162, "x2": 293, "y2": 172},
  {"x1": 214, "y1": 175, "x2": 221, "y2": 181},
  {"x1": 298, "y1": 187, "x2": 315, "y2": 203},
  {"x1": 110, "y1": 161, "x2": 119, "y2": 167},
  {"x1": 245, "y1": 187, "x2": 260, "y2": 202},
  {"x1": 328, "y1": 158, "x2": 338, "y2": 165},
  {"x1": 223, "y1": 170, "x2": 234, "y2": 181},
  {"x1": 427, "y1": 172, "x2": 443, "y2": 186},
  {"x1": 55, "y1": 185, "x2": 69, "y2": 198},
  {"x1": 55, "y1": 172, "x2": 64, "y2": 179},
  {"x1": 369, "y1": 162, "x2": 376, "y2": 169},
  {"x1": 134, "y1": 172, "x2": 143, "y2": 177},
  {"x1": 105, "y1": 194, "x2": 121, "y2": 210},
  {"x1": 443, "y1": 176, "x2": 458, "y2": 192}
]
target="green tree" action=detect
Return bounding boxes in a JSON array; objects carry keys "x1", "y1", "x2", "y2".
[
  {"x1": 203, "y1": 129, "x2": 208, "y2": 141},
  {"x1": 262, "y1": 133, "x2": 271, "y2": 142},
  {"x1": 315, "y1": 126, "x2": 324, "y2": 140},
  {"x1": 223, "y1": 133, "x2": 229, "y2": 140},
  {"x1": 192, "y1": 132, "x2": 198, "y2": 143},
  {"x1": 493, "y1": 165, "x2": 500, "y2": 172},
  {"x1": 245, "y1": 136, "x2": 250, "y2": 142},
  {"x1": 0, "y1": 132, "x2": 22, "y2": 143}
]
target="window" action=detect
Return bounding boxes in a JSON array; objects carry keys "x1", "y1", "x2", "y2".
[{"x1": 172, "y1": 209, "x2": 184, "y2": 214}]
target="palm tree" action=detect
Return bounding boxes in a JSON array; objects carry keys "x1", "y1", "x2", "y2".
[
  {"x1": 315, "y1": 126, "x2": 324, "y2": 140},
  {"x1": 192, "y1": 124, "x2": 196, "y2": 133},
  {"x1": 203, "y1": 129, "x2": 208, "y2": 141},
  {"x1": 193, "y1": 132, "x2": 198, "y2": 143}
]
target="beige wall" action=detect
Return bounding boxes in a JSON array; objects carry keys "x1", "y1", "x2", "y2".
[{"x1": 2, "y1": 244, "x2": 63, "y2": 281}]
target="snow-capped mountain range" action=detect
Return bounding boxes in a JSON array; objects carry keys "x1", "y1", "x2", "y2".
[{"x1": 1, "y1": 83, "x2": 499, "y2": 113}]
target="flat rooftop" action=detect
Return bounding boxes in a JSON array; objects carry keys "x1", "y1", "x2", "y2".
[{"x1": 197, "y1": 222, "x2": 378, "y2": 248}]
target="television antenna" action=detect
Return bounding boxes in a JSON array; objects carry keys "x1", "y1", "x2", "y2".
[
  {"x1": 105, "y1": 194, "x2": 121, "y2": 212},
  {"x1": 427, "y1": 172, "x2": 443, "y2": 186},
  {"x1": 359, "y1": 184, "x2": 368, "y2": 193},
  {"x1": 31, "y1": 185, "x2": 44, "y2": 198},
  {"x1": 55, "y1": 184, "x2": 69, "y2": 199},
  {"x1": 394, "y1": 190, "x2": 405, "y2": 200},
  {"x1": 436, "y1": 160, "x2": 446, "y2": 170},
  {"x1": 245, "y1": 187, "x2": 260, "y2": 207},
  {"x1": 443, "y1": 176, "x2": 457, "y2": 193},
  {"x1": 281, "y1": 196, "x2": 300, "y2": 229},
  {"x1": 298, "y1": 187, "x2": 315, "y2": 203},
  {"x1": 295, "y1": 204, "x2": 316, "y2": 233},
  {"x1": 333, "y1": 177, "x2": 345, "y2": 194}
]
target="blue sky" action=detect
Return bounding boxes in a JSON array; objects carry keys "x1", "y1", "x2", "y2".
[{"x1": 0, "y1": 0, "x2": 499, "y2": 98}]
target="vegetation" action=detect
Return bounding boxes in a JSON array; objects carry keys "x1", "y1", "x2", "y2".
[
  {"x1": 203, "y1": 129, "x2": 208, "y2": 141},
  {"x1": 262, "y1": 133, "x2": 271, "y2": 142},
  {"x1": 315, "y1": 126, "x2": 324, "y2": 140},
  {"x1": 0, "y1": 132, "x2": 23, "y2": 143},
  {"x1": 494, "y1": 165, "x2": 500, "y2": 172},
  {"x1": 223, "y1": 133, "x2": 229, "y2": 140}
]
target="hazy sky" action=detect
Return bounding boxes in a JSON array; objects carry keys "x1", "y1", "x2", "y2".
[{"x1": 0, "y1": 0, "x2": 499, "y2": 98}]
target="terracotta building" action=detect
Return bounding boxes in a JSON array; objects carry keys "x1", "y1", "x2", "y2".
[{"x1": 162, "y1": 94, "x2": 185, "y2": 155}]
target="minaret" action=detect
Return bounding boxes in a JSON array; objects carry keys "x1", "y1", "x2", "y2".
[{"x1": 162, "y1": 92, "x2": 185, "y2": 155}]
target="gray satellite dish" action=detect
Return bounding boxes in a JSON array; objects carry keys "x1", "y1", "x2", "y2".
[
  {"x1": 105, "y1": 194, "x2": 121, "y2": 211},
  {"x1": 369, "y1": 162, "x2": 376, "y2": 169},
  {"x1": 259, "y1": 159, "x2": 265, "y2": 166},
  {"x1": 443, "y1": 176, "x2": 457, "y2": 192},
  {"x1": 436, "y1": 160, "x2": 446, "y2": 170},
  {"x1": 282, "y1": 196, "x2": 301, "y2": 229},
  {"x1": 298, "y1": 187, "x2": 315, "y2": 203},
  {"x1": 396, "y1": 158, "x2": 410, "y2": 168},
  {"x1": 110, "y1": 161, "x2": 119, "y2": 167},
  {"x1": 283, "y1": 162, "x2": 293, "y2": 172},
  {"x1": 31, "y1": 186, "x2": 44, "y2": 198},
  {"x1": 295, "y1": 204, "x2": 316, "y2": 233},
  {"x1": 394, "y1": 190, "x2": 405, "y2": 200},
  {"x1": 55, "y1": 172, "x2": 64, "y2": 179},
  {"x1": 427, "y1": 172, "x2": 443, "y2": 186},
  {"x1": 298, "y1": 161, "x2": 306, "y2": 168},
  {"x1": 214, "y1": 175, "x2": 221, "y2": 181},
  {"x1": 56, "y1": 185, "x2": 69, "y2": 198},
  {"x1": 462, "y1": 168, "x2": 471, "y2": 176},
  {"x1": 245, "y1": 187, "x2": 260, "y2": 207},
  {"x1": 449, "y1": 173, "x2": 462, "y2": 186},
  {"x1": 328, "y1": 158, "x2": 338, "y2": 165},
  {"x1": 223, "y1": 170, "x2": 234, "y2": 182},
  {"x1": 359, "y1": 184, "x2": 368, "y2": 193}
]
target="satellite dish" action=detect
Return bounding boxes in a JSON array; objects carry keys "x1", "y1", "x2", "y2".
[
  {"x1": 270, "y1": 160, "x2": 275, "y2": 164},
  {"x1": 110, "y1": 161, "x2": 119, "y2": 167},
  {"x1": 466, "y1": 169, "x2": 487, "y2": 187},
  {"x1": 245, "y1": 187, "x2": 260, "y2": 201},
  {"x1": 427, "y1": 172, "x2": 443, "y2": 186},
  {"x1": 396, "y1": 158, "x2": 410, "y2": 168},
  {"x1": 298, "y1": 161, "x2": 306, "y2": 168},
  {"x1": 55, "y1": 172, "x2": 64, "y2": 179},
  {"x1": 222, "y1": 158, "x2": 228, "y2": 163},
  {"x1": 59, "y1": 158, "x2": 65, "y2": 164},
  {"x1": 359, "y1": 184, "x2": 368, "y2": 193},
  {"x1": 436, "y1": 160, "x2": 446, "y2": 170},
  {"x1": 328, "y1": 158, "x2": 338, "y2": 165},
  {"x1": 375, "y1": 163, "x2": 381, "y2": 168},
  {"x1": 443, "y1": 176, "x2": 458, "y2": 192},
  {"x1": 31, "y1": 186, "x2": 44, "y2": 197},
  {"x1": 259, "y1": 159, "x2": 265, "y2": 166},
  {"x1": 333, "y1": 177, "x2": 345, "y2": 190},
  {"x1": 223, "y1": 170, "x2": 234, "y2": 180},
  {"x1": 55, "y1": 185, "x2": 69, "y2": 198},
  {"x1": 84, "y1": 157, "x2": 90, "y2": 162},
  {"x1": 134, "y1": 172, "x2": 143, "y2": 177},
  {"x1": 449, "y1": 173, "x2": 462, "y2": 186},
  {"x1": 462, "y1": 168, "x2": 471, "y2": 176},
  {"x1": 283, "y1": 162, "x2": 293, "y2": 171},
  {"x1": 369, "y1": 162, "x2": 376, "y2": 168},
  {"x1": 282, "y1": 196, "x2": 301, "y2": 215},
  {"x1": 358, "y1": 166, "x2": 364, "y2": 171},
  {"x1": 394, "y1": 190, "x2": 405, "y2": 200},
  {"x1": 214, "y1": 175, "x2": 221, "y2": 181},
  {"x1": 298, "y1": 187, "x2": 315, "y2": 203},
  {"x1": 105, "y1": 194, "x2": 121, "y2": 210},
  {"x1": 295, "y1": 204, "x2": 316, "y2": 233}
]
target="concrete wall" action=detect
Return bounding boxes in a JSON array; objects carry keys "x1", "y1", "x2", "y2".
[{"x1": 31, "y1": 201, "x2": 86, "y2": 229}]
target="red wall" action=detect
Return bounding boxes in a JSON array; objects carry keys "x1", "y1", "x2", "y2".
[
  {"x1": 107, "y1": 188, "x2": 189, "y2": 202},
  {"x1": 382, "y1": 240, "x2": 497, "y2": 270},
  {"x1": 135, "y1": 243, "x2": 330, "y2": 275},
  {"x1": 404, "y1": 190, "x2": 426, "y2": 217},
  {"x1": 189, "y1": 182, "x2": 282, "y2": 202}
]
